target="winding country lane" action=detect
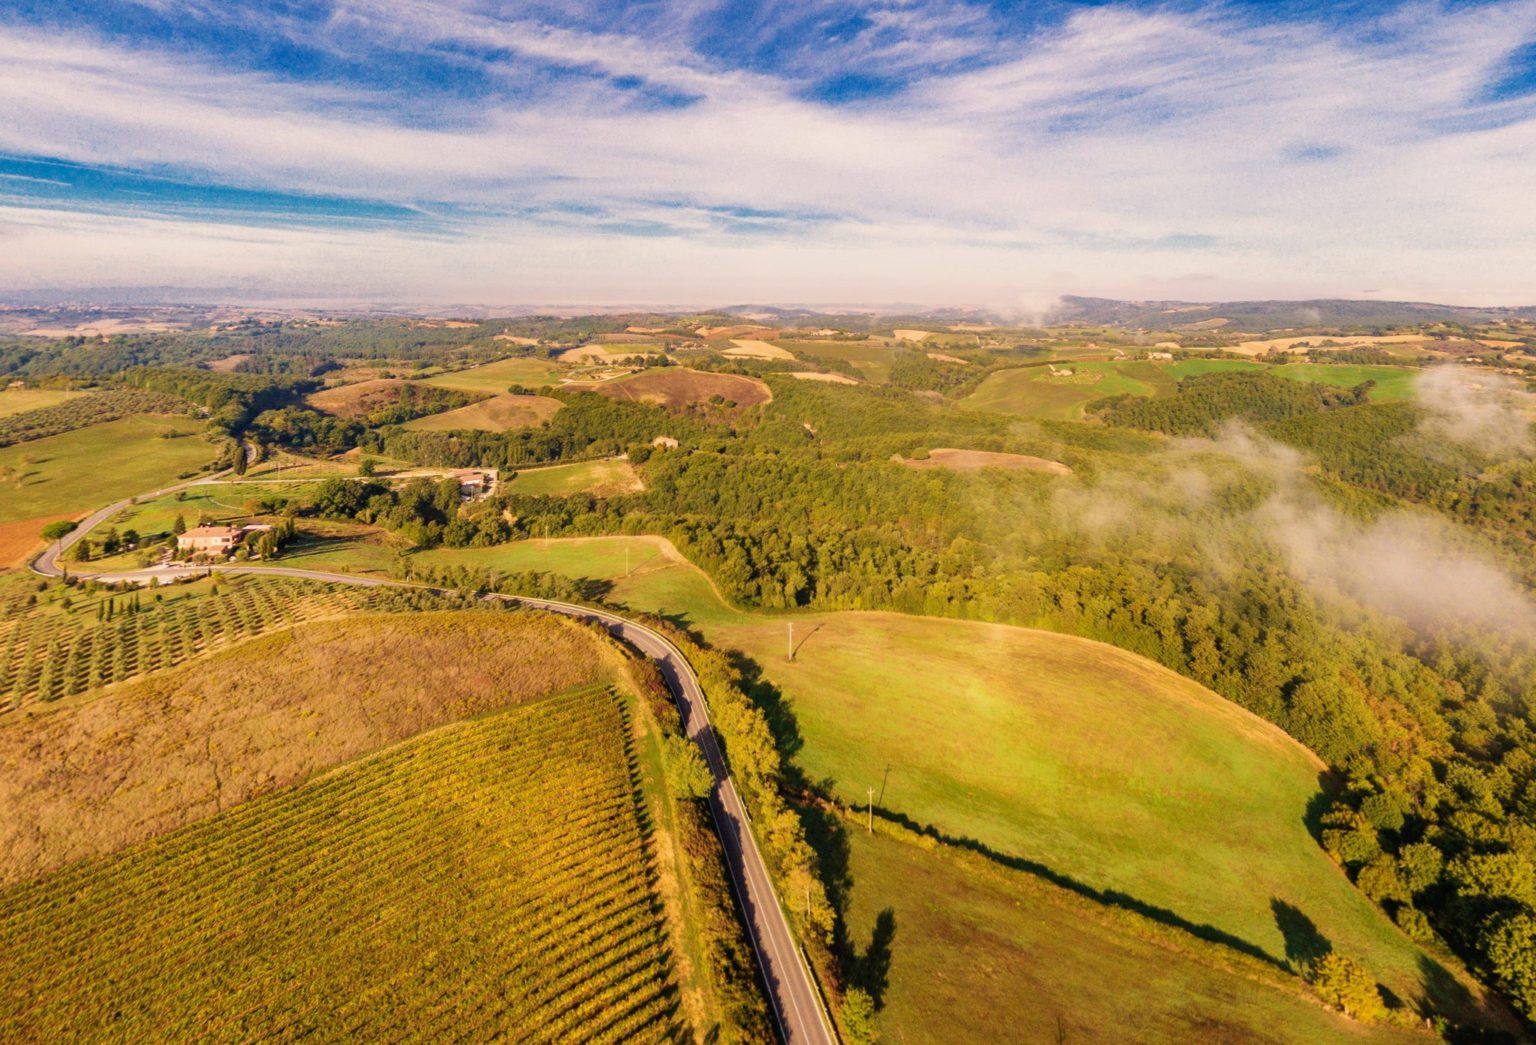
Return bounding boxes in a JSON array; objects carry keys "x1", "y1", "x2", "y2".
[{"x1": 30, "y1": 506, "x2": 836, "y2": 1045}]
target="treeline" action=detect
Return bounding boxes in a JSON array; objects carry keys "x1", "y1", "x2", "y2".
[
  {"x1": 624, "y1": 658, "x2": 777, "y2": 1041},
  {"x1": 114, "y1": 367, "x2": 311, "y2": 437}
]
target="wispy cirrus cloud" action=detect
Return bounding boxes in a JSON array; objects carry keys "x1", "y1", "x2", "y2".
[{"x1": 1, "y1": 0, "x2": 1535, "y2": 304}]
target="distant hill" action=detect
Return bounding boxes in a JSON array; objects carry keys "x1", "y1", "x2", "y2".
[{"x1": 1046, "y1": 296, "x2": 1536, "y2": 330}]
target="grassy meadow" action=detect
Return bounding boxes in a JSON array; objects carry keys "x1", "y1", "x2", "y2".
[
  {"x1": 0, "y1": 389, "x2": 84, "y2": 417},
  {"x1": 508, "y1": 458, "x2": 644, "y2": 497},
  {"x1": 0, "y1": 414, "x2": 214, "y2": 524},
  {"x1": 0, "y1": 688, "x2": 685, "y2": 1041},
  {"x1": 842, "y1": 829, "x2": 1422, "y2": 1043},
  {"x1": 1267, "y1": 362, "x2": 1419, "y2": 401},
  {"x1": 963, "y1": 362, "x2": 1157, "y2": 420},
  {"x1": 773, "y1": 340, "x2": 898, "y2": 382},
  {"x1": 380, "y1": 534, "x2": 1483, "y2": 1026},
  {"x1": 423, "y1": 356, "x2": 564, "y2": 393}
]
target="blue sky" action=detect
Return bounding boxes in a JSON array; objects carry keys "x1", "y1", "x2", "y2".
[{"x1": 2, "y1": 0, "x2": 1535, "y2": 306}]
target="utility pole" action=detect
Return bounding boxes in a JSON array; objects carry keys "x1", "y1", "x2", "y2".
[
  {"x1": 867, "y1": 785, "x2": 875, "y2": 834},
  {"x1": 788, "y1": 621, "x2": 794, "y2": 661}
]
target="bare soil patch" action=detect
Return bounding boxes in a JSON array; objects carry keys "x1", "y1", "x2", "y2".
[
  {"x1": 0, "y1": 514, "x2": 76, "y2": 569},
  {"x1": 927, "y1": 352, "x2": 970, "y2": 365},
  {"x1": 894, "y1": 329, "x2": 935, "y2": 341},
  {"x1": 896, "y1": 448, "x2": 1073, "y2": 476},
  {"x1": 205, "y1": 354, "x2": 250, "y2": 373},
  {"x1": 597, "y1": 368, "x2": 771, "y2": 413},
  {"x1": 788, "y1": 371, "x2": 859, "y2": 384},
  {"x1": 0, "y1": 611, "x2": 617, "y2": 886},
  {"x1": 725, "y1": 339, "x2": 794, "y2": 360},
  {"x1": 1230, "y1": 334, "x2": 1428, "y2": 357},
  {"x1": 493, "y1": 334, "x2": 538, "y2": 345},
  {"x1": 696, "y1": 324, "x2": 778, "y2": 341}
]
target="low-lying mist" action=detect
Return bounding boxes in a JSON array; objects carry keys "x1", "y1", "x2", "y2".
[{"x1": 1045, "y1": 411, "x2": 1536, "y2": 645}]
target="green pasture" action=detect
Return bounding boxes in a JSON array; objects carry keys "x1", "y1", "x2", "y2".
[
  {"x1": 963, "y1": 362, "x2": 1155, "y2": 420},
  {"x1": 845, "y1": 830, "x2": 1420, "y2": 1043},
  {"x1": 774, "y1": 340, "x2": 897, "y2": 383},
  {"x1": 388, "y1": 533, "x2": 1472, "y2": 1018},
  {"x1": 1268, "y1": 363, "x2": 1419, "y2": 401},
  {"x1": 0, "y1": 415, "x2": 215, "y2": 524},
  {"x1": 1165, "y1": 358, "x2": 1266, "y2": 379},
  {"x1": 506, "y1": 458, "x2": 640, "y2": 497},
  {"x1": 423, "y1": 356, "x2": 564, "y2": 393},
  {"x1": 0, "y1": 389, "x2": 84, "y2": 417}
]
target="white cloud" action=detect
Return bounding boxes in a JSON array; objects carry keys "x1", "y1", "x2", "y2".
[{"x1": 3, "y1": 2, "x2": 1536, "y2": 303}]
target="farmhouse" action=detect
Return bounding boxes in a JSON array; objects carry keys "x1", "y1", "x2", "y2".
[
  {"x1": 452, "y1": 470, "x2": 495, "y2": 500},
  {"x1": 177, "y1": 524, "x2": 273, "y2": 556}
]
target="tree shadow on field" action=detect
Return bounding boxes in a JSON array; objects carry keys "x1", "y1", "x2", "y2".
[
  {"x1": 1415, "y1": 954, "x2": 1509, "y2": 1041},
  {"x1": 728, "y1": 649, "x2": 805, "y2": 764},
  {"x1": 715, "y1": 642, "x2": 864, "y2": 992},
  {"x1": 790, "y1": 622, "x2": 825, "y2": 659},
  {"x1": 874, "y1": 805, "x2": 1282, "y2": 967},
  {"x1": 847, "y1": 908, "x2": 897, "y2": 1007},
  {"x1": 1270, "y1": 898, "x2": 1331, "y2": 973}
]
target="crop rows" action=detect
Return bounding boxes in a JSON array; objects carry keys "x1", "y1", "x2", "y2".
[
  {"x1": 0, "y1": 688, "x2": 683, "y2": 1042},
  {"x1": 0, "y1": 578, "x2": 471, "y2": 712},
  {"x1": 0, "y1": 389, "x2": 192, "y2": 447}
]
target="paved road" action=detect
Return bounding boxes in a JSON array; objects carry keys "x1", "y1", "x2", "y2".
[
  {"x1": 32, "y1": 470, "x2": 229, "y2": 578},
  {"x1": 32, "y1": 548, "x2": 835, "y2": 1043}
]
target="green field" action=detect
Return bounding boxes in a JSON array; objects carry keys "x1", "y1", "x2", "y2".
[
  {"x1": 388, "y1": 535, "x2": 1481, "y2": 1026},
  {"x1": 1268, "y1": 363, "x2": 1419, "y2": 401},
  {"x1": 0, "y1": 389, "x2": 83, "y2": 417},
  {"x1": 843, "y1": 830, "x2": 1420, "y2": 1043},
  {"x1": 963, "y1": 362, "x2": 1158, "y2": 420},
  {"x1": 715, "y1": 610, "x2": 1458, "y2": 1013},
  {"x1": 0, "y1": 688, "x2": 684, "y2": 1040},
  {"x1": 1166, "y1": 358, "x2": 1267, "y2": 379},
  {"x1": 423, "y1": 355, "x2": 563, "y2": 393},
  {"x1": 774, "y1": 340, "x2": 897, "y2": 382},
  {"x1": 508, "y1": 458, "x2": 643, "y2": 496},
  {"x1": 0, "y1": 415, "x2": 215, "y2": 523}
]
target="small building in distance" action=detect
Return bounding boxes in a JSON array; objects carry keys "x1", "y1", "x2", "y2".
[
  {"x1": 177, "y1": 523, "x2": 274, "y2": 557},
  {"x1": 1147, "y1": 350, "x2": 1174, "y2": 360},
  {"x1": 452, "y1": 470, "x2": 495, "y2": 500}
]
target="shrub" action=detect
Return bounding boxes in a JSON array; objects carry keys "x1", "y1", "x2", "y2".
[{"x1": 1308, "y1": 953, "x2": 1386, "y2": 1022}]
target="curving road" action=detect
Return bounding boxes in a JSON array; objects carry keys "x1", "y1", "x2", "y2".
[{"x1": 31, "y1": 520, "x2": 835, "y2": 1044}]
